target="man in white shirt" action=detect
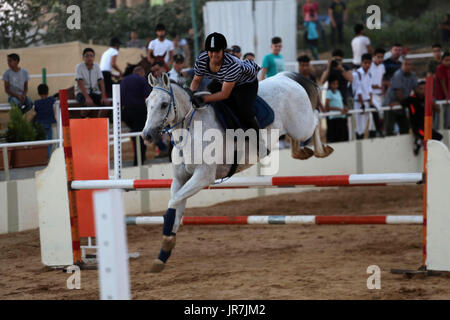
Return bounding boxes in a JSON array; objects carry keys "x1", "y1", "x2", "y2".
[
  {"x1": 351, "y1": 24, "x2": 373, "y2": 68},
  {"x1": 100, "y1": 37, "x2": 123, "y2": 98},
  {"x1": 148, "y1": 23, "x2": 174, "y2": 72},
  {"x1": 369, "y1": 48, "x2": 386, "y2": 136},
  {"x1": 168, "y1": 54, "x2": 188, "y2": 87},
  {"x1": 353, "y1": 53, "x2": 375, "y2": 139}
]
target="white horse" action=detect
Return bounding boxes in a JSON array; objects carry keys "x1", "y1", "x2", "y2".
[{"x1": 143, "y1": 72, "x2": 333, "y2": 272}]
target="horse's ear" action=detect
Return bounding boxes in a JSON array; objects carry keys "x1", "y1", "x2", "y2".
[
  {"x1": 148, "y1": 73, "x2": 157, "y2": 87},
  {"x1": 162, "y1": 73, "x2": 170, "y2": 89}
]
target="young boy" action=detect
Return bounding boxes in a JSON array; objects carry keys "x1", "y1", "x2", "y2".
[
  {"x1": 76, "y1": 48, "x2": 109, "y2": 117},
  {"x1": 353, "y1": 53, "x2": 375, "y2": 139},
  {"x1": 148, "y1": 23, "x2": 174, "y2": 72},
  {"x1": 168, "y1": 54, "x2": 188, "y2": 87},
  {"x1": 401, "y1": 81, "x2": 442, "y2": 155},
  {"x1": 369, "y1": 48, "x2": 386, "y2": 136},
  {"x1": 261, "y1": 37, "x2": 284, "y2": 79},
  {"x1": 351, "y1": 24, "x2": 373, "y2": 68},
  {"x1": 427, "y1": 44, "x2": 442, "y2": 77},
  {"x1": 2, "y1": 53, "x2": 33, "y2": 113},
  {"x1": 34, "y1": 84, "x2": 56, "y2": 158},
  {"x1": 304, "y1": 17, "x2": 319, "y2": 60},
  {"x1": 325, "y1": 75, "x2": 348, "y2": 142}
]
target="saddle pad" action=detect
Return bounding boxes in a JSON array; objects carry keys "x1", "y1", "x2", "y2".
[{"x1": 212, "y1": 95, "x2": 275, "y2": 130}]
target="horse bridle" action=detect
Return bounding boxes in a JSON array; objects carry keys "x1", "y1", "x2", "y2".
[{"x1": 152, "y1": 84, "x2": 197, "y2": 149}]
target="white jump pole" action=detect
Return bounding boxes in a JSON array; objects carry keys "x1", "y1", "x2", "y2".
[
  {"x1": 93, "y1": 189, "x2": 130, "y2": 300},
  {"x1": 112, "y1": 84, "x2": 122, "y2": 179}
]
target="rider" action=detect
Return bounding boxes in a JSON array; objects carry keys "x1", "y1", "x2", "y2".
[{"x1": 190, "y1": 32, "x2": 262, "y2": 145}]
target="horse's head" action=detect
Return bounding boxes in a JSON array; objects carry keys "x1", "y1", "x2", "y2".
[{"x1": 142, "y1": 73, "x2": 176, "y2": 143}]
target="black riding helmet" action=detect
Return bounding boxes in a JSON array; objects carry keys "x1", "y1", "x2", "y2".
[{"x1": 204, "y1": 32, "x2": 227, "y2": 52}]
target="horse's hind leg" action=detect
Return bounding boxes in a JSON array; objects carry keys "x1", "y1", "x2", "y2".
[
  {"x1": 287, "y1": 135, "x2": 314, "y2": 160},
  {"x1": 312, "y1": 111, "x2": 334, "y2": 158}
]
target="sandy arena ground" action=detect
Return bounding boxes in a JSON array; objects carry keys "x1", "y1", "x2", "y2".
[{"x1": 1, "y1": 185, "x2": 450, "y2": 300}]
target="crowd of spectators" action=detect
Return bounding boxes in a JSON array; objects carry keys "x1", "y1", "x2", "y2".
[{"x1": 2, "y1": 11, "x2": 450, "y2": 163}]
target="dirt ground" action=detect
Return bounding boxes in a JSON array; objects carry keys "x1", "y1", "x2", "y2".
[{"x1": 1, "y1": 185, "x2": 450, "y2": 300}]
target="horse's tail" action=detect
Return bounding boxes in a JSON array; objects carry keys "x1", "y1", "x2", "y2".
[{"x1": 281, "y1": 71, "x2": 320, "y2": 110}]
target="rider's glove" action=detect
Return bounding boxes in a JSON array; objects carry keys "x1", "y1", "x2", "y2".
[{"x1": 192, "y1": 95, "x2": 205, "y2": 109}]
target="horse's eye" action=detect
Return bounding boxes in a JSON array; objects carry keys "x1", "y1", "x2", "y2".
[{"x1": 161, "y1": 102, "x2": 169, "y2": 109}]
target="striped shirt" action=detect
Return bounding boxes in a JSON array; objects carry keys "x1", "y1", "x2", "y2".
[{"x1": 194, "y1": 51, "x2": 260, "y2": 85}]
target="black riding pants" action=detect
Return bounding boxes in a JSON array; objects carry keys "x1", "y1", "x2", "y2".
[{"x1": 207, "y1": 79, "x2": 260, "y2": 132}]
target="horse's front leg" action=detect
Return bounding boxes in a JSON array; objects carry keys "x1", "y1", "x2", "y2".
[{"x1": 151, "y1": 166, "x2": 216, "y2": 273}]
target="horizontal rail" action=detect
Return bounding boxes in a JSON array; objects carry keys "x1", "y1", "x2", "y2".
[
  {"x1": 0, "y1": 139, "x2": 60, "y2": 148},
  {"x1": 126, "y1": 215, "x2": 423, "y2": 225},
  {"x1": 71, "y1": 173, "x2": 423, "y2": 190}
]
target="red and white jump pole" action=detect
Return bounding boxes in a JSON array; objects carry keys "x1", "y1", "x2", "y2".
[
  {"x1": 71, "y1": 173, "x2": 422, "y2": 190},
  {"x1": 125, "y1": 215, "x2": 423, "y2": 226}
]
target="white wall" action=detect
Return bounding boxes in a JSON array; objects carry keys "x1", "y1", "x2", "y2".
[{"x1": 203, "y1": 0, "x2": 297, "y2": 65}]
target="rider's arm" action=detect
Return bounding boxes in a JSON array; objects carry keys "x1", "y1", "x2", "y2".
[
  {"x1": 260, "y1": 68, "x2": 267, "y2": 80},
  {"x1": 111, "y1": 55, "x2": 122, "y2": 76},
  {"x1": 190, "y1": 75, "x2": 203, "y2": 91},
  {"x1": 203, "y1": 81, "x2": 235, "y2": 103}
]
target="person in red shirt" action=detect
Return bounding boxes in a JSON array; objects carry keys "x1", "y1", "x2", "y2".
[
  {"x1": 435, "y1": 51, "x2": 450, "y2": 129},
  {"x1": 302, "y1": 0, "x2": 319, "y2": 22}
]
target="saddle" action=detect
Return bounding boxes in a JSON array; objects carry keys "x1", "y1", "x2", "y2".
[{"x1": 211, "y1": 95, "x2": 274, "y2": 131}]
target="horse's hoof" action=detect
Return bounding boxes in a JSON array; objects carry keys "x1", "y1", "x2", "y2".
[
  {"x1": 150, "y1": 259, "x2": 165, "y2": 273},
  {"x1": 161, "y1": 235, "x2": 176, "y2": 251},
  {"x1": 314, "y1": 145, "x2": 334, "y2": 158},
  {"x1": 292, "y1": 147, "x2": 314, "y2": 160}
]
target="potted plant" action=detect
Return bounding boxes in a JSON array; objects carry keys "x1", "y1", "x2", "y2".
[{"x1": 4, "y1": 105, "x2": 48, "y2": 168}]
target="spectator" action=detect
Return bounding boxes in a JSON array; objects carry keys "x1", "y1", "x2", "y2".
[
  {"x1": 325, "y1": 75, "x2": 348, "y2": 142},
  {"x1": 401, "y1": 81, "x2": 442, "y2": 155},
  {"x1": 328, "y1": 0, "x2": 347, "y2": 45},
  {"x1": 186, "y1": 28, "x2": 196, "y2": 67},
  {"x1": 440, "y1": 13, "x2": 450, "y2": 43},
  {"x1": 383, "y1": 44, "x2": 403, "y2": 81},
  {"x1": 261, "y1": 37, "x2": 285, "y2": 80},
  {"x1": 34, "y1": 84, "x2": 56, "y2": 158},
  {"x1": 231, "y1": 45, "x2": 242, "y2": 59},
  {"x1": 428, "y1": 44, "x2": 443, "y2": 130},
  {"x1": 148, "y1": 23, "x2": 174, "y2": 71},
  {"x1": 172, "y1": 33, "x2": 189, "y2": 60},
  {"x1": 100, "y1": 37, "x2": 123, "y2": 98},
  {"x1": 126, "y1": 31, "x2": 143, "y2": 49},
  {"x1": 304, "y1": 17, "x2": 319, "y2": 60},
  {"x1": 320, "y1": 49, "x2": 353, "y2": 107},
  {"x1": 427, "y1": 44, "x2": 443, "y2": 77},
  {"x1": 150, "y1": 60, "x2": 166, "y2": 78},
  {"x1": 351, "y1": 23, "x2": 373, "y2": 68},
  {"x1": 352, "y1": 53, "x2": 375, "y2": 139},
  {"x1": 168, "y1": 54, "x2": 188, "y2": 87},
  {"x1": 302, "y1": 0, "x2": 326, "y2": 46},
  {"x1": 383, "y1": 58, "x2": 418, "y2": 136},
  {"x1": 2, "y1": 53, "x2": 33, "y2": 113},
  {"x1": 435, "y1": 51, "x2": 450, "y2": 129},
  {"x1": 120, "y1": 66, "x2": 152, "y2": 166},
  {"x1": 302, "y1": 0, "x2": 319, "y2": 23},
  {"x1": 243, "y1": 53, "x2": 255, "y2": 61},
  {"x1": 75, "y1": 48, "x2": 109, "y2": 117},
  {"x1": 297, "y1": 55, "x2": 317, "y2": 83},
  {"x1": 370, "y1": 48, "x2": 386, "y2": 136}
]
